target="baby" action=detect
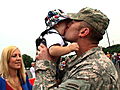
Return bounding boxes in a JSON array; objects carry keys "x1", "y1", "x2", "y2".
[{"x1": 36, "y1": 9, "x2": 79, "y2": 58}]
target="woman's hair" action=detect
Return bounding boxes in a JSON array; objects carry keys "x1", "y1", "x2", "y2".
[{"x1": 0, "y1": 46, "x2": 26, "y2": 84}]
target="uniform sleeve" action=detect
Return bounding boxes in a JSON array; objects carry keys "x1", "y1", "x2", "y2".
[
  {"x1": 58, "y1": 78, "x2": 93, "y2": 90},
  {"x1": 33, "y1": 60, "x2": 95, "y2": 90},
  {"x1": 33, "y1": 56, "x2": 78, "y2": 90},
  {"x1": 33, "y1": 60, "x2": 57, "y2": 90},
  {"x1": 57, "y1": 59, "x2": 119, "y2": 90}
]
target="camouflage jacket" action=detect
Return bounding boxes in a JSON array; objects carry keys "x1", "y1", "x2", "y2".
[{"x1": 33, "y1": 47, "x2": 119, "y2": 90}]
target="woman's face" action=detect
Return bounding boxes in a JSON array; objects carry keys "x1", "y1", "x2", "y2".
[{"x1": 8, "y1": 49, "x2": 22, "y2": 70}]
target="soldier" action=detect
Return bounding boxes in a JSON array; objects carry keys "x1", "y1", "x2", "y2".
[{"x1": 33, "y1": 7, "x2": 119, "y2": 90}]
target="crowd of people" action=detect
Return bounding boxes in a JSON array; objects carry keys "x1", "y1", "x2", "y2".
[
  {"x1": 106, "y1": 52, "x2": 120, "y2": 67},
  {"x1": 0, "y1": 7, "x2": 120, "y2": 90}
]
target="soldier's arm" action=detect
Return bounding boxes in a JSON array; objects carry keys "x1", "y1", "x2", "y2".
[
  {"x1": 33, "y1": 60, "x2": 57, "y2": 90},
  {"x1": 33, "y1": 44, "x2": 58, "y2": 90}
]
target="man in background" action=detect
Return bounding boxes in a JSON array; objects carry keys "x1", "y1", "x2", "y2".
[{"x1": 30, "y1": 62, "x2": 36, "y2": 78}]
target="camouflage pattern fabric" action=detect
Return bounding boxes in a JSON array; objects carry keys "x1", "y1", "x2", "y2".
[
  {"x1": 67, "y1": 7, "x2": 110, "y2": 35},
  {"x1": 33, "y1": 60, "x2": 57, "y2": 90},
  {"x1": 33, "y1": 47, "x2": 119, "y2": 90},
  {"x1": 59, "y1": 47, "x2": 119, "y2": 90}
]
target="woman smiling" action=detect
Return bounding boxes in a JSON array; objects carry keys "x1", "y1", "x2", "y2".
[{"x1": 0, "y1": 46, "x2": 32, "y2": 90}]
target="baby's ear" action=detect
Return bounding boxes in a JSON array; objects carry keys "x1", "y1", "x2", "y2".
[{"x1": 78, "y1": 28, "x2": 90, "y2": 37}]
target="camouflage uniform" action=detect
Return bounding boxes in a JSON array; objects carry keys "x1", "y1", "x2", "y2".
[
  {"x1": 67, "y1": 7, "x2": 109, "y2": 35},
  {"x1": 33, "y1": 60, "x2": 56, "y2": 90},
  {"x1": 33, "y1": 7, "x2": 119, "y2": 90},
  {"x1": 33, "y1": 47, "x2": 119, "y2": 90}
]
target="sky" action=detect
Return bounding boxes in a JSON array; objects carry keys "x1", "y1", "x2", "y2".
[{"x1": 0, "y1": 0, "x2": 120, "y2": 59}]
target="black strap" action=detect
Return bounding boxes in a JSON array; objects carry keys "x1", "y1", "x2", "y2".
[{"x1": 40, "y1": 29, "x2": 58, "y2": 37}]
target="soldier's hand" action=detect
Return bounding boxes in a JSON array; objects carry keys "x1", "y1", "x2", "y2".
[{"x1": 36, "y1": 44, "x2": 53, "y2": 61}]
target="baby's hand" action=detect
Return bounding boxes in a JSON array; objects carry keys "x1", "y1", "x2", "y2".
[{"x1": 68, "y1": 43, "x2": 79, "y2": 51}]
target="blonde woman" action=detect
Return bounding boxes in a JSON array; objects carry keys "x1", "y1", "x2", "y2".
[{"x1": 0, "y1": 46, "x2": 32, "y2": 90}]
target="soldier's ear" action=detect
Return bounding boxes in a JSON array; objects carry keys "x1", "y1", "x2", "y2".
[{"x1": 78, "y1": 28, "x2": 90, "y2": 37}]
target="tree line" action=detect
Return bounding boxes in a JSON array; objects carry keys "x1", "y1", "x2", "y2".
[{"x1": 103, "y1": 44, "x2": 120, "y2": 54}]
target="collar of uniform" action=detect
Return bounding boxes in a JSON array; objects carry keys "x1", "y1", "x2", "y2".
[{"x1": 68, "y1": 46, "x2": 102, "y2": 68}]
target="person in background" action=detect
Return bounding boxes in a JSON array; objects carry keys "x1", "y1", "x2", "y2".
[
  {"x1": 116, "y1": 53, "x2": 120, "y2": 67},
  {"x1": 111, "y1": 52, "x2": 117, "y2": 65},
  {"x1": 33, "y1": 7, "x2": 119, "y2": 90},
  {"x1": 0, "y1": 46, "x2": 32, "y2": 90},
  {"x1": 106, "y1": 52, "x2": 111, "y2": 59},
  {"x1": 30, "y1": 62, "x2": 36, "y2": 78}
]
